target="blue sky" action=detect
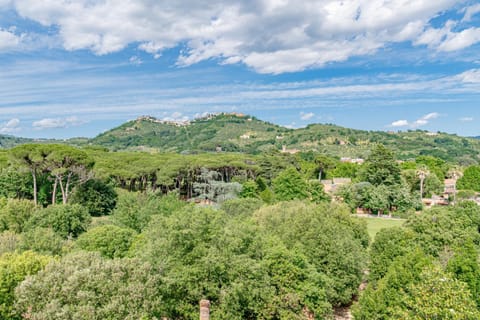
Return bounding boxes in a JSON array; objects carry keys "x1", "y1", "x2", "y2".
[{"x1": 1, "y1": 0, "x2": 480, "y2": 139}]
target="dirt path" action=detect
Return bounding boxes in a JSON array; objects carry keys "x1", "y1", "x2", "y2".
[
  {"x1": 334, "y1": 306, "x2": 352, "y2": 320},
  {"x1": 334, "y1": 273, "x2": 368, "y2": 320}
]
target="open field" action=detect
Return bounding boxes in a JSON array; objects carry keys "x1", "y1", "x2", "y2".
[{"x1": 355, "y1": 216, "x2": 406, "y2": 240}]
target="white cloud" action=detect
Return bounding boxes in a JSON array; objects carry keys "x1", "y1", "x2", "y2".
[
  {"x1": 0, "y1": 58, "x2": 477, "y2": 127},
  {"x1": 462, "y1": 4, "x2": 480, "y2": 22},
  {"x1": 0, "y1": 0, "x2": 12, "y2": 9},
  {"x1": 300, "y1": 112, "x2": 314, "y2": 121},
  {"x1": 422, "y1": 112, "x2": 440, "y2": 120},
  {"x1": 412, "y1": 112, "x2": 440, "y2": 127},
  {"x1": 456, "y1": 68, "x2": 480, "y2": 83},
  {"x1": 32, "y1": 116, "x2": 84, "y2": 130},
  {"x1": 416, "y1": 19, "x2": 480, "y2": 52},
  {"x1": 7, "y1": 0, "x2": 464, "y2": 73},
  {"x1": 391, "y1": 119, "x2": 409, "y2": 127},
  {"x1": 437, "y1": 27, "x2": 480, "y2": 52},
  {"x1": 160, "y1": 111, "x2": 189, "y2": 123},
  {"x1": 0, "y1": 118, "x2": 21, "y2": 133},
  {"x1": 389, "y1": 112, "x2": 440, "y2": 128},
  {"x1": 129, "y1": 56, "x2": 142, "y2": 66},
  {"x1": 0, "y1": 28, "x2": 21, "y2": 51},
  {"x1": 459, "y1": 117, "x2": 474, "y2": 122}
]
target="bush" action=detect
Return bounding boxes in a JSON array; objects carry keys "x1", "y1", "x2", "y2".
[
  {"x1": 76, "y1": 225, "x2": 136, "y2": 258},
  {"x1": 14, "y1": 252, "x2": 163, "y2": 320},
  {"x1": 70, "y1": 179, "x2": 117, "y2": 216},
  {"x1": 0, "y1": 231, "x2": 20, "y2": 255},
  {"x1": 272, "y1": 168, "x2": 308, "y2": 201},
  {"x1": 133, "y1": 206, "x2": 334, "y2": 319},
  {"x1": 0, "y1": 199, "x2": 36, "y2": 233},
  {"x1": 0, "y1": 251, "x2": 51, "y2": 319},
  {"x1": 26, "y1": 204, "x2": 91, "y2": 238},
  {"x1": 254, "y1": 201, "x2": 368, "y2": 306},
  {"x1": 19, "y1": 227, "x2": 65, "y2": 256},
  {"x1": 353, "y1": 251, "x2": 480, "y2": 319},
  {"x1": 352, "y1": 249, "x2": 433, "y2": 319},
  {"x1": 369, "y1": 227, "x2": 415, "y2": 281},
  {"x1": 112, "y1": 192, "x2": 188, "y2": 232},
  {"x1": 221, "y1": 197, "x2": 263, "y2": 217}
]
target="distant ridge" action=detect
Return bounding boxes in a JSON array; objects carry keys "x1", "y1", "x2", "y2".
[
  {"x1": 2, "y1": 113, "x2": 480, "y2": 163},
  {"x1": 89, "y1": 113, "x2": 480, "y2": 163},
  {"x1": 0, "y1": 134, "x2": 34, "y2": 148}
]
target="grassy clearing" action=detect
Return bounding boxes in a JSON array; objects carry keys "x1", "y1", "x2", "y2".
[{"x1": 356, "y1": 216, "x2": 406, "y2": 240}]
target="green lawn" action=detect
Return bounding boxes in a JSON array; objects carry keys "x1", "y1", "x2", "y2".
[{"x1": 357, "y1": 217, "x2": 406, "y2": 240}]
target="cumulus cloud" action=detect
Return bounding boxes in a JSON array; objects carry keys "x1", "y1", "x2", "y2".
[
  {"x1": 416, "y1": 18, "x2": 480, "y2": 52},
  {"x1": 32, "y1": 116, "x2": 84, "y2": 130},
  {"x1": 0, "y1": 118, "x2": 21, "y2": 133},
  {"x1": 389, "y1": 112, "x2": 440, "y2": 128},
  {"x1": 0, "y1": 28, "x2": 21, "y2": 51},
  {"x1": 5, "y1": 0, "x2": 469, "y2": 73},
  {"x1": 300, "y1": 112, "x2": 314, "y2": 121},
  {"x1": 391, "y1": 119, "x2": 409, "y2": 127}
]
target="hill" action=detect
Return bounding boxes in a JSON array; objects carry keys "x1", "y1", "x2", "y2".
[
  {"x1": 91, "y1": 113, "x2": 290, "y2": 153},
  {"x1": 2, "y1": 113, "x2": 480, "y2": 163},
  {"x1": 91, "y1": 113, "x2": 480, "y2": 163}
]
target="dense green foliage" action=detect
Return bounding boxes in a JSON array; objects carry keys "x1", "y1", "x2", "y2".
[
  {"x1": 112, "y1": 191, "x2": 188, "y2": 232},
  {"x1": 361, "y1": 144, "x2": 401, "y2": 186},
  {"x1": 71, "y1": 179, "x2": 117, "y2": 216},
  {"x1": 0, "y1": 168, "x2": 32, "y2": 199},
  {"x1": 26, "y1": 204, "x2": 91, "y2": 238},
  {"x1": 353, "y1": 250, "x2": 480, "y2": 319},
  {"x1": 254, "y1": 202, "x2": 369, "y2": 306},
  {"x1": 457, "y1": 165, "x2": 480, "y2": 191},
  {"x1": 272, "y1": 167, "x2": 309, "y2": 201},
  {"x1": 15, "y1": 252, "x2": 163, "y2": 320},
  {"x1": 76, "y1": 225, "x2": 136, "y2": 258},
  {"x1": 0, "y1": 199, "x2": 36, "y2": 233},
  {"x1": 1, "y1": 131, "x2": 480, "y2": 319},
  {"x1": 0, "y1": 251, "x2": 51, "y2": 319},
  {"x1": 19, "y1": 227, "x2": 66, "y2": 256},
  {"x1": 0, "y1": 231, "x2": 19, "y2": 255},
  {"x1": 354, "y1": 202, "x2": 480, "y2": 318},
  {"x1": 130, "y1": 201, "x2": 367, "y2": 318}
]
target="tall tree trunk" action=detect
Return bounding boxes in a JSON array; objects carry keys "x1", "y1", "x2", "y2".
[
  {"x1": 420, "y1": 177, "x2": 425, "y2": 200},
  {"x1": 58, "y1": 176, "x2": 67, "y2": 204},
  {"x1": 31, "y1": 169, "x2": 38, "y2": 206},
  {"x1": 318, "y1": 169, "x2": 323, "y2": 181},
  {"x1": 64, "y1": 173, "x2": 72, "y2": 204},
  {"x1": 52, "y1": 177, "x2": 58, "y2": 205}
]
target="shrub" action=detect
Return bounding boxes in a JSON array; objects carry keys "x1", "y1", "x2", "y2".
[{"x1": 26, "y1": 204, "x2": 91, "y2": 238}]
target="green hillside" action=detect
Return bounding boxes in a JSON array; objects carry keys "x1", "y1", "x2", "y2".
[
  {"x1": 91, "y1": 113, "x2": 480, "y2": 163},
  {"x1": 284, "y1": 123, "x2": 480, "y2": 162},
  {"x1": 2, "y1": 113, "x2": 480, "y2": 164},
  {"x1": 91, "y1": 113, "x2": 290, "y2": 153}
]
